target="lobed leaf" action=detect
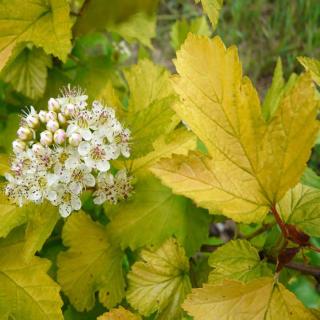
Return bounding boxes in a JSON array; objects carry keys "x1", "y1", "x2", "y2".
[
  {"x1": 57, "y1": 212, "x2": 125, "y2": 311},
  {"x1": 127, "y1": 238, "x2": 192, "y2": 319}
]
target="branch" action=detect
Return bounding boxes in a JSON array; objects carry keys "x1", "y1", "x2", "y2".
[{"x1": 284, "y1": 261, "x2": 320, "y2": 277}]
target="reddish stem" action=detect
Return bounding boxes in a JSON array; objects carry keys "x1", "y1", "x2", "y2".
[{"x1": 271, "y1": 206, "x2": 288, "y2": 237}]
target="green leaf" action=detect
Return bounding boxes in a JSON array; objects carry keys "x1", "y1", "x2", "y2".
[
  {"x1": 73, "y1": 0, "x2": 158, "y2": 36},
  {"x1": 298, "y1": 56, "x2": 320, "y2": 85},
  {"x1": 0, "y1": 153, "x2": 9, "y2": 175},
  {"x1": 57, "y1": 212, "x2": 125, "y2": 311},
  {"x1": 277, "y1": 183, "x2": 320, "y2": 237},
  {"x1": 127, "y1": 95, "x2": 177, "y2": 158},
  {"x1": 128, "y1": 128, "x2": 197, "y2": 173},
  {"x1": 183, "y1": 277, "x2": 317, "y2": 320},
  {"x1": 194, "y1": 0, "x2": 223, "y2": 29},
  {"x1": 108, "y1": 12, "x2": 156, "y2": 48},
  {"x1": 106, "y1": 174, "x2": 210, "y2": 256},
  {"x1": 127, "y1": 238, "x2": 192, "y2": 319},
  {"x1": 23, "y1": 202, "x2": 59, "y2": 261},
  {"x1": 2, "y1": 46, "x2": 52, "y2": 99},
  {"x1": 208, "y1": 239, "x2": 273, "y2": 283},
  {"x1": 0, "y1": 0, "x2": 72, "y2": 69},
  {"x1": 170, "y1": 16, "x2": 211, "y2": 50},
  {"x1": 301, "y1": 168, "x2": 320, "y2": 189},
  {"x1": 0, "y1": 192, "x2": 28, "y2": 238},
  {"x1": 0, "y1": 113, "x2": 20, "y2": 153},
  {"x1": 0, "y1": 227, "x2": 63, "y2": 319}
]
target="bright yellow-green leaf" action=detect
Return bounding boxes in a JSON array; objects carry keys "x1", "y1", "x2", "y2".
[
  {"x1": 57, "y1": 212, "x2": 125, "y2": 311},
  {"x1": 0, "y1": 0, "x2": 72, "y2": 70},
  {"x1": 127, "y1": 238, "x2": 192, "y2": 319},
  {"x1": 195, "y1": 0, "x2": 223, "y2": 29},
  {"x1": 124, "y1": 59, "x2": 174, "y2": 113},
  {"x1": 24, "y1": 202, "x2": 59, "y2": 260},
  {"x1": 97, "y1": 306, "x2": 141, "y2": 320},
  {"x1": 0, "y1": 192, "x2": 28, "y2": 238},
  {"x1": 298, "y1": 56, "x2": 320, "y2": 85},
  {"x1": 301, "y1": 167, "x2": 320, "y2": 189},
  {"x1": 151, "y1": 35, "x2": 319, "y2": 223},
  {"x1": 183, "y1": 277, "x2": 317, "y2": 320},
  {"x1": 277, "y1": 183, "x2": 320, "y2": 237},
  {"x1": 0, "y1": 227, "x2": 63, "y2": 319},
  {"x1": 0, "y1": 153, "x2": 9, "y2": 175},
  {"x1": 2, "y1": 46, "x2": 52, "y2": 99},
  {"x1": 208, "y1": 240, "x2": 273, "y2": 283},
  {"x1": 108, "y1": 12, "x2": 156, "y2": 48},
  {"x1": 106, "y1": 173, "x2": 210, "y2": 256},
  {"x1": 129, "y1": 128, "x2": 197, "y2": 173},
  {"x1": 170, "y1": 16, "x2": 211, "y2": 50},
  {"x1": 127, "y1": 95, "x2": 178, "y2": 158},
  {"x1": 123, "y1": 59, "x2": 178, "y2": 158},
  {"x1": 262, "y1": 58, "x2": 298, "y2": 121}
]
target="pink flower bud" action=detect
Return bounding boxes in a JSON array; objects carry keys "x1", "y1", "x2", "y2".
[
  {"x1": 64, "y1": 103, "x2": 76, "y2": 117},
  {"x1": 17, "y1": 126, "x2": 32, "y2": 141},
  {"x1": 32, "y1": 143, "x2": 44, "y2": 154},
  {"x1": 26, "y1": 113, "x2": 40, "y2": 129},
  {"x1": 54, "y1": 129, "x2": 66, "y2": 144},
  {"x1": 39, "y1": 110, "x2": 47, "y2": 123},
  {"x1": 58, "y1": 113, "x2": 67, "y2": 125},
  {"x1": 48, "y1": 98, "x2": 60, "y2": 112},
  {"x1": 12, "y1": 140, "x2": 26, "y2": 153},
  {"x1": 46, "y1": 111, "x2": 57, "y2": 122},
  {"x1": 40, "y1": 130, "x2": 53, "y2": 146},
  {"x1": 68, "y1": 132, "x2": 82, "y2": 146},
  {"x1": 46, "y1": 120, "x2": 59, "y2": 132}
]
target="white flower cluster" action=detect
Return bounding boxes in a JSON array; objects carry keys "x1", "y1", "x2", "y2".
[{"x1": 5, "y1": 86, "x2": 132, "y2": 217}]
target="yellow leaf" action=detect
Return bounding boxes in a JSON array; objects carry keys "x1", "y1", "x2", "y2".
[
  {"x1": 57, "y1": 212, "x2": 125, "y2": 311},
  {"x1": 97, "y1": 306, "x2": 141, "y2": 320},
  {"x1": 127, "y1": 238, "x2": 192, "y2": 319},
  {"x1": 0, "y1": 227, "x2": 63, "y2": 319},
  {"x1": 151, "y1": 35, "x2": 319, "y2": 223},
  {"x1": 124, "y1": 59, "x2": 174, "y2": 113},
  {"x1": 298, "y1": 56, "x2": 320, "y2": 86},
  {"x1": 183, "y1": 277, "x2": 317, "y2": 320},
  {"x1": 0, "y1": 191, "x2": 28, "y2": 238},
  {"x1": 0, "y1": 0, "x2": 72, "y2": 70},
  {"x1": 195, "y1": 0, "x2": 223, "y2": 29}
]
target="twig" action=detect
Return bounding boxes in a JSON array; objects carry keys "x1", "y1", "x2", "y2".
[
  {"x1": 284, "y1": 261, "x2": 320, "y2": 277},
  {"x1": 244, "y1": 222, "x2": 276, "y2": 240}
]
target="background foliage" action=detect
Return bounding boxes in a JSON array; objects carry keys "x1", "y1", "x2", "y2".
[{"x1": 0, "y1": 0, "x2": 320, "y2": 319}]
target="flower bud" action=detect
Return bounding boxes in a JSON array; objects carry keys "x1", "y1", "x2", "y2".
[
  {"x1": 48, "y1": 98, "x2": 60, "y2": 112},
  {"x1": 68, "y1": 132, "x2": 82, "y2": 146},
  {"x1": 64, "y1": 103, "x2": 76, "y2": 117},
  {"x1": 39, "y1": 110, "x2": 47, "y2": 123},
  {"x1": 46, "y1": 120, "x2": 59, "y2": 132},
  {"x1": 32, "y1": 143, "x2": 44, "y2": 154},
  {"x1": 26, "y1": 113, "x2": 40, "y2": 129},
  {"x1": 17, "y1": 126, "x2": 32, "y2": 141},
  {"x1": 12, "y1": 140, "x2": 26, "y2": 153},
  {"x1": 54, "y1": 129, "x2": 66, "y2": 144},
  {"x1": 40, "y1": 130, "x2": 53, "y2": 146},
  {"x1": 46, "y1": 111, "x2": 57, "y2": 122},
  {"x1": 57, "y1": 113, "x2": 67, "y2": 125}
]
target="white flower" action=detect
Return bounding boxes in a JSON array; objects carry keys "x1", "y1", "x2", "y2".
[
  {"x1": 66, "y1": 110, "x2": 94, "y2": 141},
  {"x1": 78, "y1": 140, "x2": 111, "y2": 172},
  {"x1": 5, "y1": 85, "x2": 133, "y2": 218},
  {"x1": 53, "y1": 186, "x2": 82, "y2": 217}
]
